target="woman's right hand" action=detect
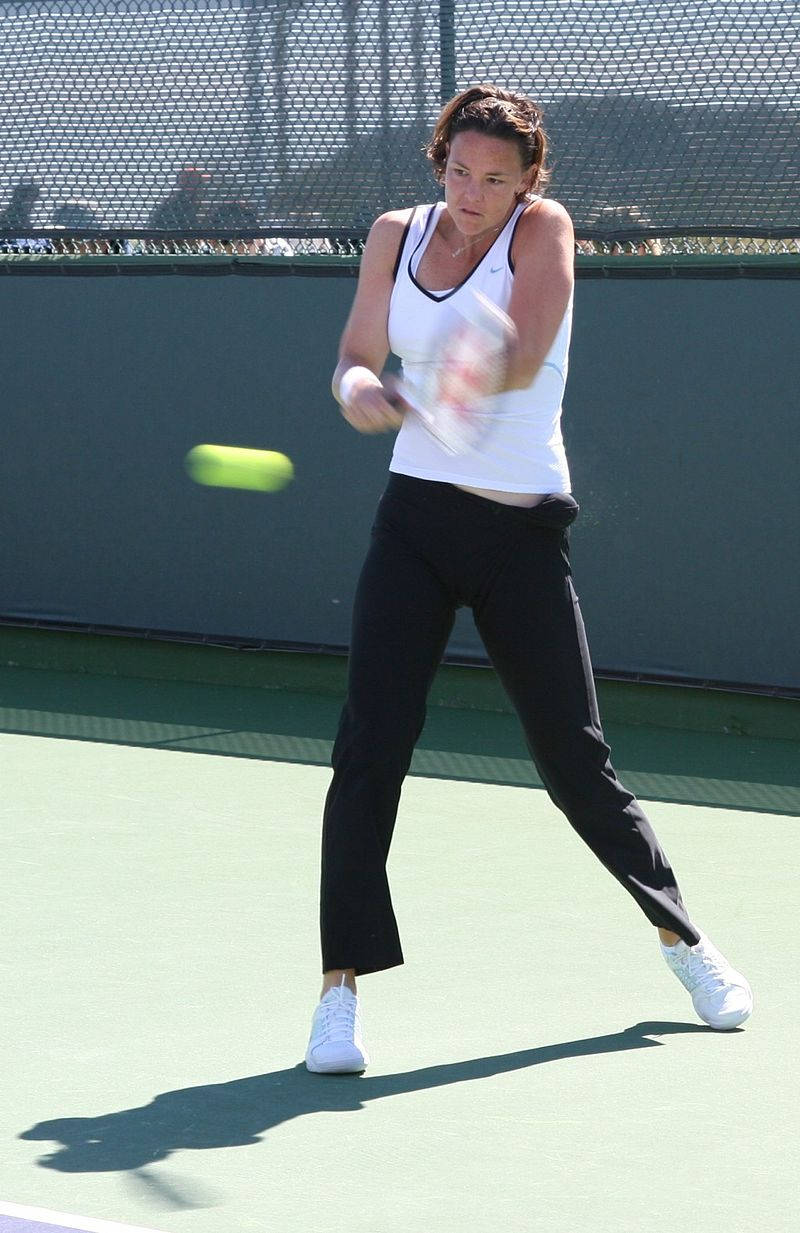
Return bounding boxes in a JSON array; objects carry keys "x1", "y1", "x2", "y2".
[
  {"x1": 339, "y1": 372, "x2": 405, "y2": 435},
  {"x1": 332, "y1": 209, "x2": 414, "y2": 436}
]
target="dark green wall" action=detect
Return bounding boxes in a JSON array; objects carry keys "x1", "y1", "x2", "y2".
[{"x1": 0, "y1": 264, "x2": 798, "y2": 691}]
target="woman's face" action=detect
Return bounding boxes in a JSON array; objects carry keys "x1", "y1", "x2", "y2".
[{"x1": 444, "y1": 129, "x2": 531, "y2": 234}]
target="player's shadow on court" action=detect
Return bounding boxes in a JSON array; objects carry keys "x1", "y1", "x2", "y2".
[{"x1": 20, "y1": 1020, "x2": 716, "y2": 1188}]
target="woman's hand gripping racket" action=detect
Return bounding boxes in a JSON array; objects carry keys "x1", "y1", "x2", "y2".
[{"x1": 396, "y1": 289, "x2": 514, "y2": 455}]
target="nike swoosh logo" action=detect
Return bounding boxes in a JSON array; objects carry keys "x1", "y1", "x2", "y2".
[{"x1": 490, "y1": 265, "x2": 504, "y2": 273}]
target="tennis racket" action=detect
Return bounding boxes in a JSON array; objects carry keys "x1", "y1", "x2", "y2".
[{"x1": 396, "y1": 289, "x2": 513, "y2": 455}]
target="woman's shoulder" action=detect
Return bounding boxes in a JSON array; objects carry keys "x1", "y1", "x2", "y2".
[
  {"x1": 510, "y1": 197, "x2": 574, "y2": 263},
  {"x1": 518, "y1": 196, "x2": 573, "y2": 233},
  {"x1": 362, "y1": 206, "x2": 430, "y2": 272},
  {"x1": 368, "y1": 206, "x2": 422, "y2": 239}
]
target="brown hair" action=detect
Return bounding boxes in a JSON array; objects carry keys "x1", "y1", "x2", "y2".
[{"x1": 426, "y1": 84, "x2": 550, "y2": 198}]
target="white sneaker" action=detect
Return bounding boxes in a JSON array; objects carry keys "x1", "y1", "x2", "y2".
[
  {"x1": 661, "y1": 933, "x2": 753, "y2": 1030},
  {"x1": 305, "y1": 979, "x2": 369, "y2": 1074}
]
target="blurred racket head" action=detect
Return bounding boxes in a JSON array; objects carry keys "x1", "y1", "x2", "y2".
[{"x1": 398, "y1": 289, "x2": 513, "y2": 455}]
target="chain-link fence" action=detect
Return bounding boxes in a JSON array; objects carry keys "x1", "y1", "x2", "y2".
[{"x1": 1, "y1": 1, "x2": 798, "y2": 257}]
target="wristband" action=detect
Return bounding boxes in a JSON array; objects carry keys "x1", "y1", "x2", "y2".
[{"x1": 338, "y1": 365, "x2": 378, "y2": 409}]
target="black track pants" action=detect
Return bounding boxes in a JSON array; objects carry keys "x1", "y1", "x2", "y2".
[{"x1": 320, "y1": 473, "x2": 700, "y2": 974}]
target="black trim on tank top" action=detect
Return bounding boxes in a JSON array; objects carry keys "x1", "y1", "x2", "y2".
[
  {"x1": 508, "y1": 208, "x2": 524, "y2": 274},
  {"x1": 508, "y1": 199, "x2": 542, "y2": 274},
  {"x1": 392, "y1": 208, "x2": 416, "y2": 282},
  {"x1": 407, "y1": 205, "x2": 450, "y2": 302},
  {"x1": 409, "y1": 201, "x2": 524, "y2": 302}
]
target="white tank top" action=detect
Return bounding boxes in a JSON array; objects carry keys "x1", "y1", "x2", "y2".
[{"x1": 388, "y1": 200, "x2": 572, "y2": 493}]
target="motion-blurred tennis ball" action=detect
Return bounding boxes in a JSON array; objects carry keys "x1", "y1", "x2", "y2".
[{"x1": 185, "y1": 444, "x2": 294, "y2": 492}]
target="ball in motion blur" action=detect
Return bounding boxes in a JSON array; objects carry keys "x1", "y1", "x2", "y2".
[{"x1": 185, "y1": 444, "x2": 294, "y2": 492}]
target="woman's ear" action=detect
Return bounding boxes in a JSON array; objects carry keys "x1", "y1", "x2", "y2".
[
  {"x1": 437, "y1": 141, "x2": 451, "y2": 185},
  {"x1": 516, "y1": 167, "x2": 536, "y2": 200}
]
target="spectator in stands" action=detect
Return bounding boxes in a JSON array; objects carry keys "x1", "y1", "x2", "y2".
[
  {"x1": 0, "y1": 178, "x2": 52, "y2": 252},
  {"x1": 148, "y1": 165, "x2": 212, "y2": 232},
  {"x1": 0, "y1": 177, "x2": 41, "y2": 232},
  {"x1": 50, "y1": 198, "x2": 109, "y2": 253},
  {"x1": 206, "y1": 196, "x2": 258, "y2": 253},
  {"x1": 576, "y1": 205, "x2": 663, "y2": 255},
  {"x1": 52, "y1": 199, "x2": 102, "y2": 230},
  {"x1": 204, "y1": 195, "x2": 294, "y2": 255}
]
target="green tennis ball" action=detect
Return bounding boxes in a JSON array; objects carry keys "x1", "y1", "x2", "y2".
[{"x1": 185, "y1": 444, "x2": 294, "y2": 492}]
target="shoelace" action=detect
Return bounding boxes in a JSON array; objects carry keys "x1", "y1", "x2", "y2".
[
  {"x1": 672, "y1": 945, "x2": 729, "y2": 995},
  {"x1": 317, "y1": 987, "x2": 358, "y2": 1043}
]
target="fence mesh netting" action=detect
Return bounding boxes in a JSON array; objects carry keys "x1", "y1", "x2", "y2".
[{"x1": 1, "y1": 1, "x2": 799, "y2": 256}]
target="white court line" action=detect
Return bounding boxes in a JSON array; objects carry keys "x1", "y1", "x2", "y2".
[{"x1": 0, "y1": 1201, "x2": 167, "y2": 1233}]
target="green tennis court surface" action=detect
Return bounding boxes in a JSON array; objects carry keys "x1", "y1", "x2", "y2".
[{"x1": 1, "y1": 661, "x2": 797, "y2": 1233}]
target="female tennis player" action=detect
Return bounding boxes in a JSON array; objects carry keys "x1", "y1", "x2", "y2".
[{"x1": 306, "y1": 84, "x2": 752, "y2": 1073}]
